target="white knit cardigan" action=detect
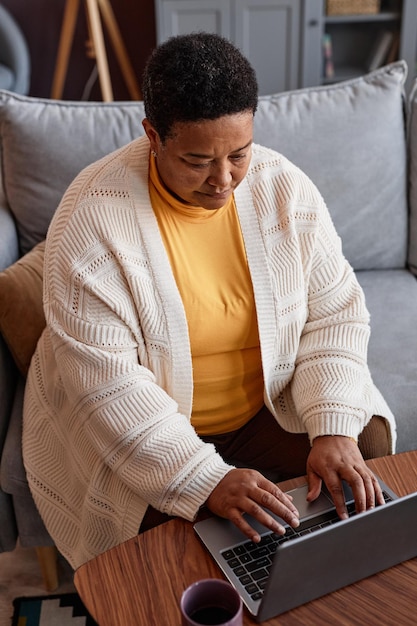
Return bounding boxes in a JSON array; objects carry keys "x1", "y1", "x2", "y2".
[{"x1": 23, "y1": 136, "x2": 395, "y2": 569}]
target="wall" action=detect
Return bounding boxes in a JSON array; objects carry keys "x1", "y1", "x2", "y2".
[{"x1": 2, "y1": 0, "x2": 156, "y2": 100}]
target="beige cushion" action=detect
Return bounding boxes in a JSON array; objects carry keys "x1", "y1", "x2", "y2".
[{"x1": 0, "y1": 240, "x2": 45, "y2": 375}]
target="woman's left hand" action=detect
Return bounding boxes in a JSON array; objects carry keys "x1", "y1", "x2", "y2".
[{"x1": 306, "y1": 435, "x2": 385, "y2": 519}]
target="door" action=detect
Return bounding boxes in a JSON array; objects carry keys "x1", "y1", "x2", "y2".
[
  {"x1": 234, "y1": 0, "x2": 302, "y2": 94},
  {"x1": 156, "y1": 0, "x2": 232, "y2": 43}
]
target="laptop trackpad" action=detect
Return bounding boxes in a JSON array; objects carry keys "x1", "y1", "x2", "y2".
[
  {"x1": 286, "y1": 484, "x2": 334, "y2": 520},
  {"x1": 245, "y1": 482, "x2": 347, "y2": 529}
]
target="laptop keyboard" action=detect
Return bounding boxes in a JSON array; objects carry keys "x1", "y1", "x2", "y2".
[{"x1": 220, "y1": 492, "x2": 394, "y2": 602}]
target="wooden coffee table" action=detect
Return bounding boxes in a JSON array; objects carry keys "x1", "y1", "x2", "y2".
[{"x1": 74, "y1": 451, "x2": 417, "y2": 625}]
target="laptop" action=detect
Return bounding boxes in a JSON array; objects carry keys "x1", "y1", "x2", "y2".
[{"x1": 194, "y1": 478, "x2": 417, "y2": 622}]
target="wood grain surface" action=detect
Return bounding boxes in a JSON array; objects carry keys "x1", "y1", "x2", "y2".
[{"x1": 74, "y1": 451, "x2": 417, "y2": 625}]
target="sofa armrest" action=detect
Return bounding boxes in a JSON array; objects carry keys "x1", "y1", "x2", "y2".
[
  {"x1": 0, "y1": 202, "x2": 19, "y2": 271},
  {"x1": 0, "y1": 200, "x2": 20, "y2": 431},
  {"x1": 0, "y1": 201, "x2": 23, "y2": 551},
  {"x1": 0, "y1": 333, "x2": 18, "y2": 446},
  {"x1": 0, "y1": 349, "x2": 19, "y2": 552},
  {"x1": 0, "y1": 196, "x2": 19, "y2": 500},
  {"x1": 0, "y1": 333, "x2": 18, "y2": 501}
]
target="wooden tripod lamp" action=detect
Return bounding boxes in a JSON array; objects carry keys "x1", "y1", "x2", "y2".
[{"x1": 51, "y1": 0, "x2": 142, "y2": 101}]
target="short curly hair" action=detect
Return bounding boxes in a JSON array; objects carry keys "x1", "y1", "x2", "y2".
[{"x1": 142, "y1": 33, "x2": 258, "y2": 142}]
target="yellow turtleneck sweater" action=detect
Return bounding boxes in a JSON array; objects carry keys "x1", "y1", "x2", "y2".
[{"x1": 149, "y1": 155, "x2": 264, "y2": 434}]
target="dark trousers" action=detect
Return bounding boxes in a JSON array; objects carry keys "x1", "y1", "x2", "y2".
[{"x1": 140, "y1": 406, "x2": 390, "y2": 532}]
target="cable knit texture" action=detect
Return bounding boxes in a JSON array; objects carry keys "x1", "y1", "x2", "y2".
[{"x1": 22, "y1": 136, "x2": 395, "y2": 569}]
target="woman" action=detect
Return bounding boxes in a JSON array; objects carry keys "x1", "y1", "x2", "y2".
[{"x1": 23, "y1": 33, "x2": 394, "y2": 569}]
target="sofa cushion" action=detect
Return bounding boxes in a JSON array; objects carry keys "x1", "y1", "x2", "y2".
[
  {"x1": 357, "y1": 269, "x2": 417, "y2": 454},
  {"x1": 254, "y1": 61, "x2": 408, "y2": 271},
  {"x1": 0, "y1": 92, "x2": 145, "y2": 255},
  {"x1": 0, "y1": 240, "x2": 45, "y2": 375}
]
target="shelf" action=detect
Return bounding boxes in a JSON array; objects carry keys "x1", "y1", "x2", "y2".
[{"x1": 325, "y1": 11, "x2": 400, "y2": 24}]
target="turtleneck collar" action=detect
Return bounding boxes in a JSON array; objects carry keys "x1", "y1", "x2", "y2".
[{"x1": 148, "y1": 152, "x2": 233, "y2": 221}]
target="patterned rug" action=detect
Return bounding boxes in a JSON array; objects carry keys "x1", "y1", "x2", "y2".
[{"x1": 12, "y1": 593, "x2": 97, "y2": 626}]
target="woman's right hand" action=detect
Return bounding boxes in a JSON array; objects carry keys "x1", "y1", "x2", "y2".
[{"x1": 205, "y1": 468, "x2": 300, "y2": 542}]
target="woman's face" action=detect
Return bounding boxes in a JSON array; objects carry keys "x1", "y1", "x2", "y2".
[{"x1": 143, "y1": 111, "x2": 254, "y2": 210}]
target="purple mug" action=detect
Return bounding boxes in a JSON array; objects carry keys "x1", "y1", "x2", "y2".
[{"x1": 180, "y1": 578, "x2": 243, "y2": 626}]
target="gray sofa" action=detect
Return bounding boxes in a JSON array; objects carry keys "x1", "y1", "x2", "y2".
[{"x1": 1, "y1": 61, "x2": 417, "y2": 587}]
